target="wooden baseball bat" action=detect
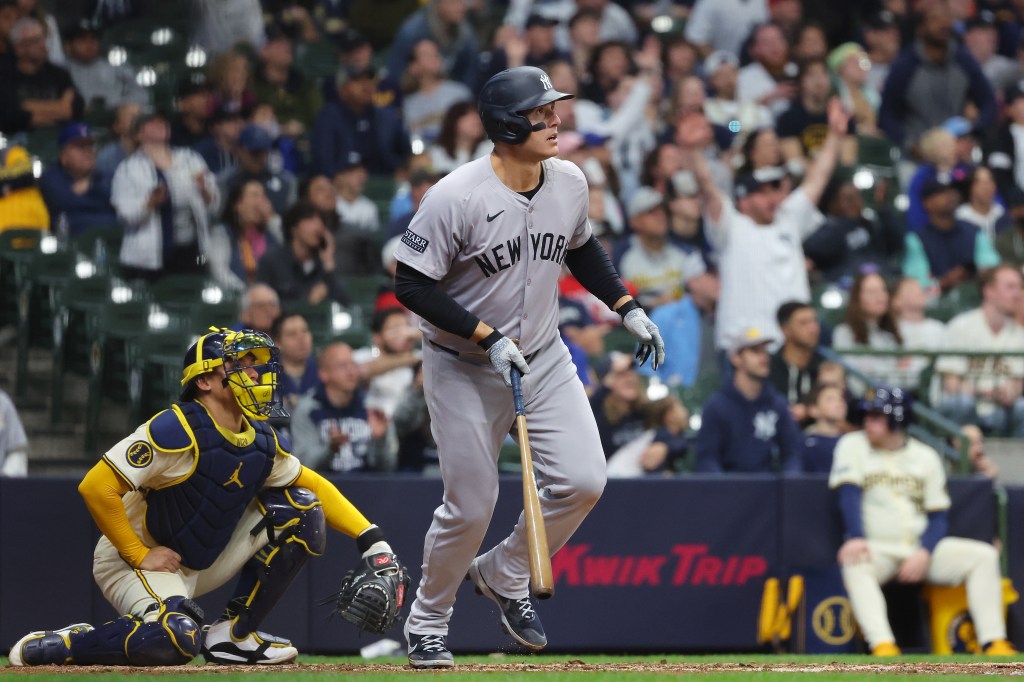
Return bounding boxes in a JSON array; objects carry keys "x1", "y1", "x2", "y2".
[{"x1": 510, "y1": 366, "x2": 554, "y2": 599}]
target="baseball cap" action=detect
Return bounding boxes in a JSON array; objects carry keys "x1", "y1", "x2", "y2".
[
  {"x1": 942, "y1": 116, "x2": 973, "y2": 138},
  {"x1": 920, "y1": 177, "x2": 954, "y2": 200},
  {"x1": 558, "y1": 297, "x2": 594, "y2": 330},
  {"x1": 208, "y1": 104, "x2": 243, "y2": 126},
  {"x1": 734, "y1": 166, "x2": 786, "y2": 199},
  {"x1": 238, "y1": 124, "x2": 273, "y2": 152},
  {"x1": 526, "y1": 13, "x2": 558, "y2": 29},
  {"x1": 864, "y1": 10, "x2": 897, "y2": 30},
  {"x1": 626, "y1": 187, "x2": 664, "y2": 218},
  {"x1": 965, "y1": 10, "x2": 996, "y2": 31},
  {"x1": 335, "y1": 27, "x2": 369, "y2": 54},
  {"x1": 336, "y1": 151, "x2": 365, "y2": 173},
  {"x1": 729, "y1": 325, "x2": 775, "y2": 354},
  {"x1": 62, "y1": 18, "x2": 98, "y2": 42},
  {"x1": 58, "y1": 121, "x2": 94, "y2": 147},
  {"x1": 335, "y1": 64, "x2": 377, "y2": 87},
  {"x1": 703, "y1": 50, "x2": 739, "y2": 75}
]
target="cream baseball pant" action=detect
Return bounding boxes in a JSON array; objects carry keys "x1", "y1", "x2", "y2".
[
  {"x1": 93, "y1": 499, "x2": 271, "y2": 619},
  {"x1": 841, "y1": 537, "x2": 1006, "y2": 648},
  {"x1": 405, "y1": 338, "x2": 607, "y2": 635}
]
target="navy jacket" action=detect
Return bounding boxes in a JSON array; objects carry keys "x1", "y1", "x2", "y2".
[
  {"x1": 918, "y1": 219, "x2": 983, "y2": 279},
  {"x1": 310, "y1": 100, "x2": 411, "y2": 177},
  {"x1": 38, "y1": 166, "x2": 117, "y2": 237},
  {"x1": 694, "y1": 382, "x2": 802, "y2": 473}
]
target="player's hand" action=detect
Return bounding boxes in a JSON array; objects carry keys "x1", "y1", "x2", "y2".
[
  {"x1": 486, "y1": 335, "x2": 530, "y2": 387},
  {"x1": 622, "y1": 307, "x2": 665, "y2": 370},
  {"x1": 897, "y1": 548, "x2": 931, "y2": 583},
  {"x1": 837, "y1": 538, "x2": 871, "y2": 566},
  {"x1": 139, "y1": 546, "x2": 182, "y2": 573}
]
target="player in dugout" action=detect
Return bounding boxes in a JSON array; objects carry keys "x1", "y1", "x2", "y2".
[
  {"x1": 830, "y1": 386, "x2": 1017, "y2": 657},
  {"x1": 8, "y1": 328, "x2": 408, "y2": 667}
]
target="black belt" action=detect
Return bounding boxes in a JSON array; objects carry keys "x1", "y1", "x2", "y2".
[{"x1": 428, "y1": 339, "x2": 544, "y2": 365}]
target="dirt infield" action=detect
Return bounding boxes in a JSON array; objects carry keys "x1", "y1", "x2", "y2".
[{"x1": 5, "y1": 661, "x2": 1024, "y2": 675}]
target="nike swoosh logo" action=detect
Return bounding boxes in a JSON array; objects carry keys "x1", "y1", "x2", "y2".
[{"x1": 486, "y1": 210, "x2": 504, "y2": 222}]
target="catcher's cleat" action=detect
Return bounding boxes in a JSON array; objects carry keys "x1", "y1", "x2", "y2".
[
  {"x1": 8, "y1": 623, "x2": 94, "y2": 666},
  {"x1": 983, "y1": 639, "x2": 1018, "y2": 656},
  {"x1": 467, "y1": 558, "x2": 547, "y2": 651},
  {"x1": 871, "y1": 641, "x2": 901, "y2": 657},
  {"x1": 407, "y1": 632, "x2": 454, "y2": 669},
  {"x1": 201, "y1": 621, "x2": 298, "y2": 665}
]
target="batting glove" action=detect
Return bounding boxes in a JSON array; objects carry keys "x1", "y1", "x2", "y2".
[
  {"x1": 622, "y1": 307, "x2": 666, "y2": 370},
  {"x1": 486, "y1": 335, "x2": 531, "y2": 387}
]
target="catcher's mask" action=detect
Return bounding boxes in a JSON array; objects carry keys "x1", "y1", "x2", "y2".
[{"x1": 180, "y1": 328, "x2": 288, "y2": 420}]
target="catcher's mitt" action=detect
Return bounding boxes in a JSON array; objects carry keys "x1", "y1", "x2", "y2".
[{"x1": 328, "y1": 551, "x2": 410, "y2": 634}]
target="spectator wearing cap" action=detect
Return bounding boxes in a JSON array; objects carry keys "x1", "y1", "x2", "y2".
[
  {"x1": 0, "y1": 16, "x2": 83, "y2": 134},
  {"x1": 169, "y1": 75, "x2": 213, "y2": 149},
  {"x1": 737, "y1": 22, "x2": 797, "y2": 119},
  {"x1": 956, "y1": 165, "x2": 1011, "y2": 240},
  {"x1": 63, "y1": 19, "x2": 148, "y2": 113},
  {"x1": 194, "y1": 106, "x2": 243, "y2": 180},
  {"x1": 996, "y1": 187, "x2": 1024, "y2": 266},
  {"x1": 964, "y1": 11, "x2": 1017, "y2": 93},
  {"x1": 96, "y1": 102, "x2": 141, "y2": 184},
  {"x1": 612, "y1": 187, "x2": 709, "y2": 311},
  {"x1": 111, "y1": 110, "x2": 220, "y2": 281},
  {"x1": 38, "y1": 122, "x2": 117, "y2": 238},
  {"x1": 678, "y1": 103, "x2": 846, "y2": 355},
  {"x1": 311, "y1": 64, "x2": 411, "y2": 177},
  {"x1": 684, "y1": 0, "x2": 768, "y2": 58},
  {"x1": 387, "y1": 0, "x2": 479, "y2": 92},
  {"x1": 906, "y1": 125, "x2": 973, "y2": 232},
  {"x1": 879, "y1": 1, "x2": 995, "y2": 154},
  {"x1": 829, "y1": 42, "x2": 881, "y2": 137},
  {"x1": 862, "y1": 10, "x2": 902, "y2": 96},
  {"x1": 253, "y1": 25, "x2": 323, "y2": 138},
  {"x1": 219, "y1": 123, "x2": 296, "y2": 215},
  {"x1": 695, "y1": 325, "x2": 802, "y2": 473},
  {"x1": 702, "y1": 49, "x2": 773, "y2": 147},
  {"x1": 777, "y1": 58, "x2": 857, "y2": 176},
  {"x1": 982, "y1": 85, "x2": 1024, "y2": 198},
  {"x1": 589, "y1": 352, "x2": 649, "y2": 458},
  {"x1": 400, "y1": 38, "x2": 472, "y2": 143},
  {"x1": 803, "y1": 176, "x2": 904, "y2": 285},
  {"x1": 903, "y1": 177, "x2": 1000, "y2": 292}
]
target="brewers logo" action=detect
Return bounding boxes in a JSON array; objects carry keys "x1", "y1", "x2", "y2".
[
  {"x1": 126, "y1": 441, "x2": 153, "y2": 468},
  {"x1": 812, "y1": 596, "x2": 856, "y2": 645}
]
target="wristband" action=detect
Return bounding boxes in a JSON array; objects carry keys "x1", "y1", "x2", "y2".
[
  {"x1": 477, "y1": 329, "x2": 503, "y2": 351},
  {"x1": 616, "y1": 299, "x2": 641, "y2": 318},
  {"x1": 356, "y1": 525, "x2": 386, "y2": 554}
]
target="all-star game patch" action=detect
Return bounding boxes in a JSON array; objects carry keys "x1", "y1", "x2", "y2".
[{"x1": 126, "y1": 441, "x2": 153, "y2": 468}]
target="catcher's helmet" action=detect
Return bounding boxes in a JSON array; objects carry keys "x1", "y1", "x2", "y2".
[
  {"x1": 180, "y1": 328, "x2": 287, "y2": 420},
  {"x1": 478, "y1": 66, "x2": 574, "y2": 145},
  {"x1": 860, "y1": 386, "x2": 911, "y2": 430}
]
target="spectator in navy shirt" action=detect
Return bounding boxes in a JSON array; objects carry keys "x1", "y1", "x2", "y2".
[
  {"x1": 38, "y1": 122, "x2": 117, "y2": 237},
  {"x1": 695, "y1": 325, "x2": 803, "y2": 473},
  {"x1": 311, "y1": 65, "x2": 411, "y2": 177},
  {"x1": 289, "y1": 342, "x2": 393, "y2": 472},
  {"x1": 799, "y1": 382, "x2": 848, "y2": 473},
  {"x1": 590, "y1": 352, "x2": 648, "y2": 458}
]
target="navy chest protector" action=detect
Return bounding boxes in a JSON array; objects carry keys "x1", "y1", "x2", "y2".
[{"x1": 145, "y1": 403, "x2": 277, "y2": 570}]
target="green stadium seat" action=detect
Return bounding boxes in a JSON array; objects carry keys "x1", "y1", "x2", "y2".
[
  {"x1": 125, "y1": 329, "x2": 196, "y2": 425},
  {"x1": 0, "y1": 228, "x2": 44, "y2": 326},
  {"x1": 14, "y1": 247, "x2": 75, "y2": 399},
  {"x1": 287, "y1": 300, "x2": 370, "y2": 350}
]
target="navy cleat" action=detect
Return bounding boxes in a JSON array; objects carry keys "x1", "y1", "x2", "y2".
[
  {"x1": 407, "y1": 632, "x2": 454, "y2": 669},
  {"x1": 467, "y1": 558, "x2": 547, "y2": 651},
  {"x1": 8, "y1": 623, "x2": 94, "y2": 666}
]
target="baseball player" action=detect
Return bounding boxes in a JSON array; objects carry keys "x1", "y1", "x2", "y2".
[
  {"x1": 8, "y1": 328, "x2": 404, "y2": 667},
  {"x1": 830, "y1": 387, "x2": 1017, "y2": 656},
  {"x1": 393, "y1": 65, "x2": 665, "y2": 668}
]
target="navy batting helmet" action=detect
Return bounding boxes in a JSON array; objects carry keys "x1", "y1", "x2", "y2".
[
  {"x1": 478, "y1": 66, "x2": 574, "y2": 145},
  {"x1": 860, "y1": 386, "x2": 911, "y2": 430}
]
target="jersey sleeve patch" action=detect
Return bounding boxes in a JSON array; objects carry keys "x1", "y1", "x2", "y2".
[
  {"x1": 125, "y1": 441, "x2": 153, "y2": 468},
  {"x1": 401, "y1": 229, "x2": 430, "y2": 254},
  {"x1": 147, "y1": 408, "x2": 194, "y2": 452}
]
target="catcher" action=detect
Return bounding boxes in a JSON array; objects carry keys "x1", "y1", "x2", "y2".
[{"x1": 8, "y1": 328, "x2": 408, "y2": 667}]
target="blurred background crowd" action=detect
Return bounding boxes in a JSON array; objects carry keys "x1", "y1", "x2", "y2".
[{"x1": 1, "y1": 0, "x2": 1023, "y2": 480}]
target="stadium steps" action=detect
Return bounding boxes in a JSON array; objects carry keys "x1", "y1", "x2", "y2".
[{"x1": 1, "y1": 341, "x2": 122, "y2": 475}]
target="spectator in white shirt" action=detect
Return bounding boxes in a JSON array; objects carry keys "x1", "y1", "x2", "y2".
[
  {"x1": 737, "y1": 22, "x2": 798, "y2": 119},
  {"x1": 684, "y1": 0, "x2": 768, "y2": 58}
]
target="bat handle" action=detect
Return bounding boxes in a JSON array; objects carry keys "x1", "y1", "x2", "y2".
[{"x1": 510, "y1": 366, "x2": 525, "y2": 416}]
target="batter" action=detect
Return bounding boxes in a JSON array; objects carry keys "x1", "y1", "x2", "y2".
[{"x1": 394, "y1": 66, "x2": 665, "y2": 668}]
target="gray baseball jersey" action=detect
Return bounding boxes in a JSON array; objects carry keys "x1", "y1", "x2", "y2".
[{"x1": 394, "y1": 155, "x2": 591, "y2": 355}]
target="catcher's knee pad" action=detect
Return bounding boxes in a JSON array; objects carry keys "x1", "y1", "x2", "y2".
[
  {"x1": 70, "y1": 596, "x2": 204, "y2": 666},
  {"x1": 221, "y1": 487, "x2": 326, "y2": 634}
]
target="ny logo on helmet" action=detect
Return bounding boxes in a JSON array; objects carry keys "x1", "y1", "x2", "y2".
[{"x1": 539, "y1": 73, "x2": 552, "y2": 91}]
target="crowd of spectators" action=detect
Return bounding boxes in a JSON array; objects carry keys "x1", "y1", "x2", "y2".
[{"x1": 8, "y1": 0, "x2": 1024, "y2": 478}]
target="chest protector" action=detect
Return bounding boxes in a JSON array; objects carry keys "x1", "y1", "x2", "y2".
[{"x1": 145, "y1": 402, "x2": 277, "y2": 570}]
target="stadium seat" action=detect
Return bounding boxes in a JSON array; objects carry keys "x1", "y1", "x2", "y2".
[
  {"x1": 288, "y1": 300, "x2": 370, "y2": 350},
  {"x1": 14, "y1": 247, "x2": 76, "y2": 399},
  {"x1": 0, "y1": 228, "x2": 44, "y2": 326},
  {"x1": 73, "y1": 224, "x2": 123, "y2": 276},
  {"x1": 125, "y1": 329, "x2": 195, "y2": 425}
]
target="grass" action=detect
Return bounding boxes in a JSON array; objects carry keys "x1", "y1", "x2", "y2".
[{"x1": 2, "y1": 653, "x2": 1021, "y2": 681}]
